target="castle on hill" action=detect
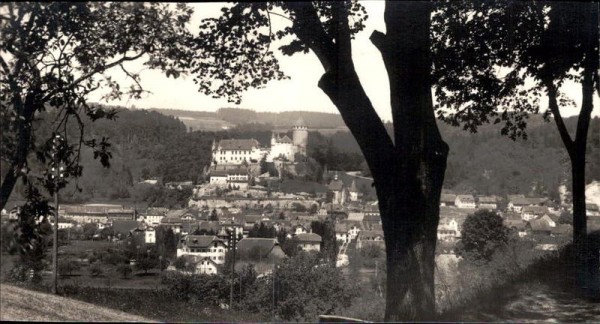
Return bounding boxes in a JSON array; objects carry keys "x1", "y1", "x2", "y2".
[{"x1": 210, "y1": 118, "x2": 308, "y2": 169}]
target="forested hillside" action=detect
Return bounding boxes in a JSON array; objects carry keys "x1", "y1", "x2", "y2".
[
  {"x1": 8, "y1": 106, "x2": 597, "y2": 204},
  {"x1": 327, "y1": 115, "x2": 600, "y2": 198},
  {"x1": 150, "y1": 107, "x2": 347, "y2": 129}
]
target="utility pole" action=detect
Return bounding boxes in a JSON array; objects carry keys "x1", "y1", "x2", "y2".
[
  {"x1": 228, "y1": 228, "x2": 237, "y2": 310},
  {"x1": 52, "y1": 177, "x2": 59, "y2": 294},
  {"x1": 51, "y1": 134, "x2": 63, "y2": 295}
]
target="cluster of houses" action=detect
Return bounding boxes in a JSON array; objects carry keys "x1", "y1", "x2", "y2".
[
  {"x1": 436, "y1": 192, "x2": 600, "y2": 246},
  {"x1": 4, "y1": 162, "x2": 600, "y2": 276}
]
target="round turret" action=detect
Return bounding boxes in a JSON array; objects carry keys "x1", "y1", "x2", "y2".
[{"x1": 292, "y1": 118, "x2": 308, "y2": 156}]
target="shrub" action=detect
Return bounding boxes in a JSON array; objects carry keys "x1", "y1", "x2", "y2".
[
  {"x1": 116, "y1": 264, "x2": 132, "y2": 279},
  {"x1": 1, "y1": 221, "x2": 19, "y2": 254},
  {"x1": 242, "y1": 253, "x2": 359, "y2": 321},
  {"x1": 161, "y1": 271, "x2": 229, "y2": 305},
  {"x1": 361, "y1": 243, "x2": 382, "y2": 259},
  {"x1": 456, "y1": 210, "x2": 509, "y2": 263},
  {"x1": 89, "y1": 262, "x2": 104, "y2": 277},
  {"x1": 173, "y1": 256, "x2": 195, "y2": 272},
  {"x1": 59, "y1": 258, "x2": 81, "y2": 277},
  {"x1": 135, "y1": 257, "x2": 158, "y2": 274},
  {"x1": 102, "y1": 250, "x2": 127, "y2": 265}
]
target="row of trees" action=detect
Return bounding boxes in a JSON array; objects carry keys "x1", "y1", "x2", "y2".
[{"x1": 163, "y1": 252, "x2": 357, "y2": 321}]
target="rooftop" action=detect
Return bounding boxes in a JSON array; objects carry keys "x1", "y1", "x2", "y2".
[
  {"x1": 456, "y1": 195, "x2": 475, "y2": 202},
  {"x1": 359, "y1": 230, "x2": 384, "y2": 240},
  {"x1": 236, "y1": 238, "x2": 281, "y2": 258},
  {"x1": 181, "y1": 235, "x2": 224, "y2": 249},
  {"x1": 217, "y1": 139, "x2": 260, "y2": 151},
  {"x1": 295, "y1": 232, "x2": 322, "y2": 243}
]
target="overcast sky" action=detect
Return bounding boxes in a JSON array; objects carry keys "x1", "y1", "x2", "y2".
[{"x1": 89, "y1": 2, "x2": 597, "y2": 122}]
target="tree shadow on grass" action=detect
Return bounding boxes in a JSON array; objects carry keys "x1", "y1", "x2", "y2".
[{"x1": 134, "y1": 273, "x2": 157, "y2": 277}]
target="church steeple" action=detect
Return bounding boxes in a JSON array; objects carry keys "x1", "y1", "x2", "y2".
[{"x1": 349, "y1": 180, "x2": 358, "y2": 193}]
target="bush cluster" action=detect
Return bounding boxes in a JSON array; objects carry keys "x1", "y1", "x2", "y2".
[{"x1": 160, "y1": 271, "x2": 230, "y2": 305}]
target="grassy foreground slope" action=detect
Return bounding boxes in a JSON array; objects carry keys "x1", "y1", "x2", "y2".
[{"x1": 0, "y1": 284, "x2": 154, "y2": 322}]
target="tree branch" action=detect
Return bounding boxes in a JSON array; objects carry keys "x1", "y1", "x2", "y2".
[
  {"x1": 287, "y1": 2, "x2": 395, "y2": 185},
  {"x1": 574, "y1": 3, "x2": 598, "y2": 152},
  {"x1": 266, "y1": 11, "x2": 292, "y2": 22},
  {"x1": 41, "y1": 51, "x2": 147, "y2": 103},
  {"x1": 545, "y1": 82, "x2": 575, "y2": 156},
  {"x1": 286, "y1": 2, "x2": 337, "y2": 72}
]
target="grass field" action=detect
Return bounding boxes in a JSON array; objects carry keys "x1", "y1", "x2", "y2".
[
  {"x1": 59, "y1": 239, "x2": 115, "y2": 256},
  {"x1": 0, "y1": 284, "x2": 153, "y2": 322}
]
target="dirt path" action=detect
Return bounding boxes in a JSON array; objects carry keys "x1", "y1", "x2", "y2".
[
  {"x1": 0, "y1": 284, "x2": 155, "y2": 322},
  {"x1": 459, "y1": 282, "x2": 600, "y2": 322}
]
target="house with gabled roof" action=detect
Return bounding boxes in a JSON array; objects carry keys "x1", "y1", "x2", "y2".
[
  {"x1": 363, "y1": 214, "x2": 382, "y2": 230},
  {"x1": 112, "y1": 220, "x2": 142, "y2": 239},
  {"x1": 508, "y1": 196, "x2": 548, "y2": 213},
  {"x1": 521, "y1": 206, "x2": 550, "y2": 221},
  {"x1": 141, "y1": 207, "x2": 168, "y2": 225},
  {"x1": 347, "y1": 212, "x2": 364, "y2": 222},
  {"x1": 440, "y1": 194, "x2": 457, "y2": 207},
  {"x1": 477, "y1": 196, "x2": 498, "y2": 210},
  {"x1": 328, "y1": 173, "x2": 347, "y2": 205},
  {"x1": 290, "y1": 223, "x2": 309, "y2": 236},
  {"x1": 335, "y1": 223, "x2": 350, "y2": 243},
  {"x1": 437, "y1": 218, "x2": 460, "y2": 242},
  {"x1": 177, "y1": 235, "x2": 228, "y2": 264},
  {"x1": 209, "y1": 167, "x2": 250, "y2": 189},
  {"x1": 212, "y1": 138, "x2": 262, "y2": 166},
  {"x1": 341, "y1": 220, "x2": 362, "y2": 240},
  {"x1": 160, "y1": 216, "x2": 183, "y2": 234},
  {"x1": 356, "y1": 230, "x2": 385, "y2": 250},
  {"x1": 455, "y1": 195, "x2": 476, "y2": 209},
  {"x1": 236, "y1": 238, "x2": 286, "y2": 261},
  {"x1": 504, "y1": 218, "x2": 529, "y2": 237},
  {"x1": 195, "y1": 257, "x2": 220, "y2": 275},
  {"x1": 528, "y1": 219, "x2": 552, "y2": 235},
  {"x1": 296, "y1": 233, "x2": 322, "y2": 252}
]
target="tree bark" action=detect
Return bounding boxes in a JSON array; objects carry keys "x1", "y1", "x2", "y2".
[
  {"x1": 545, "y1": 2, "x2": 597, "y2": 244},
  {"x1": 372, "y1": 3, "x2": 448, "y2": 320},
  {"x1": 545, "y1": 2, "x2": 599, "y2": 297},
  {"x1": 288, "y1": 1, "x2": 448, "y2": 320},
  {"x1": 0, "y1": 95, "x2": 36, "y2": 211}
]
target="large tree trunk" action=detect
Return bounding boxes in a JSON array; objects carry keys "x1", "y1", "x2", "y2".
[
  {"x1": 372, "y1": 3, "x2": 448, "y2": 319},
  {"x1": 288, "y1": 1, "x2": 447, "y2": 320}
]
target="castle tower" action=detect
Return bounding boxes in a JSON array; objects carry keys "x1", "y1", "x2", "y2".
[
  {"x1": 292, "y1": 117, "x2": 308, "y2": 156},
  {"x1": 271, "y1": 131, "x2": 277, "y2": 146}
]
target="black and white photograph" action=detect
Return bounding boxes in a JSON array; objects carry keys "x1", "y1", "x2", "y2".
[{"x1": 1, "y1": 1, "x2": 599, "y2": 322}]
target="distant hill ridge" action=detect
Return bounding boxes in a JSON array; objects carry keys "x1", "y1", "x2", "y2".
[{"x1": 149, "y1": 107, "x2": 347, "y2": 130}]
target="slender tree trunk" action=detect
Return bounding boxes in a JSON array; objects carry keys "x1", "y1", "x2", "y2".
[
  {"x1": 570, "y1": 153, "x2": 587, "y2": 243},
  {"x1": 546, "y1": 1, "x2": 599, "y2": 297},
  {"x1": 0, "y1": 98, "x2": 36, "y2": 211}
]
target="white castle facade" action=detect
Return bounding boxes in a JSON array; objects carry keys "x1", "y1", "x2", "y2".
[{"x1": 211, "y1": 118, "x2": 308, "y2": 167}]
